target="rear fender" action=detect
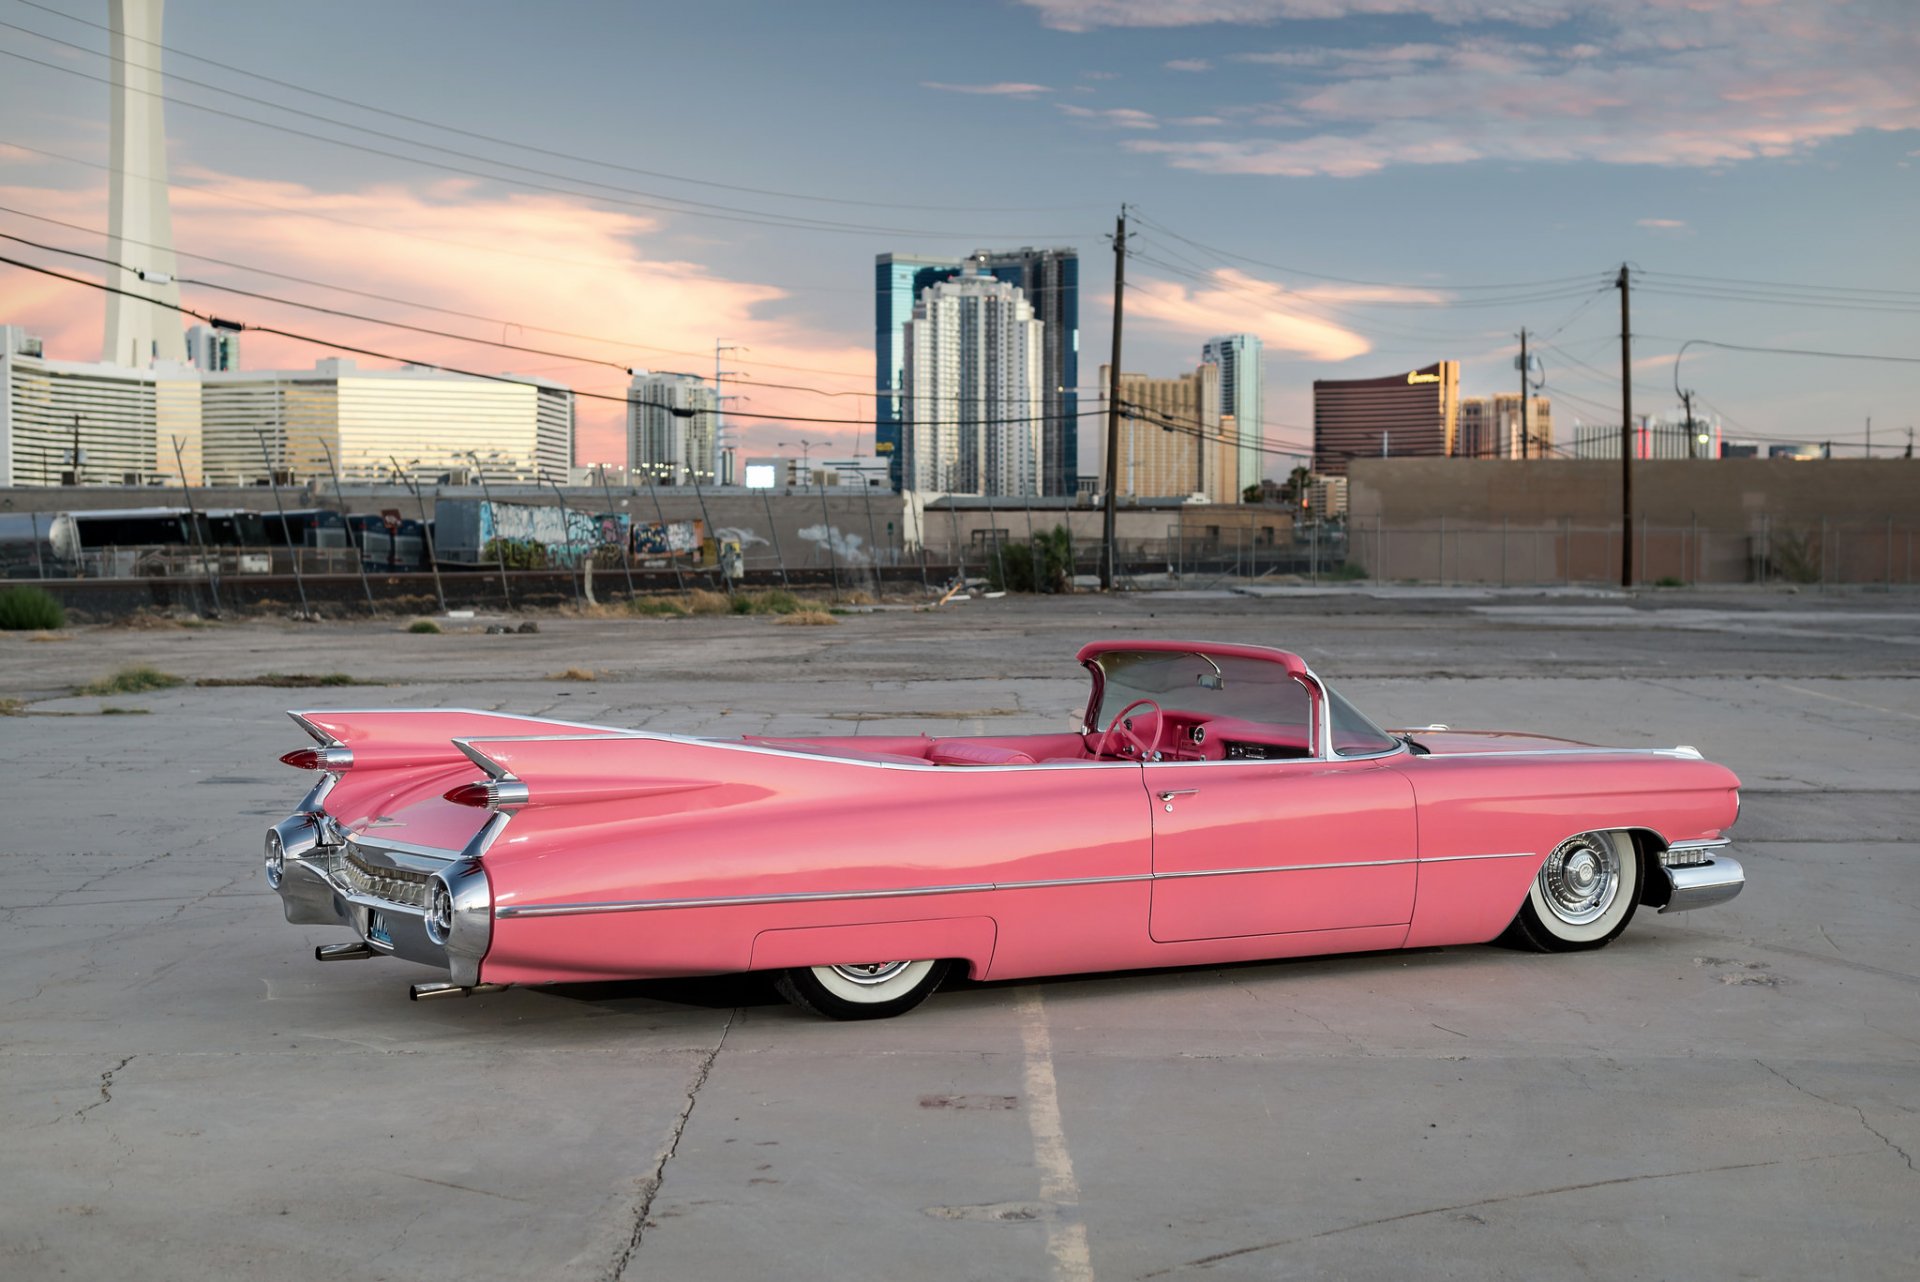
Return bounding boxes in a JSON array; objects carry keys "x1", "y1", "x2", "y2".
[{"x1": 750, "y1": 917, "x2": 998, "y2": 979}]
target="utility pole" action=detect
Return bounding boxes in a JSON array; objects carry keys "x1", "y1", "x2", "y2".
[
  {"x1": 1681, "y1": 388, "x2": 1697, "y2": 459},
  {"x1": 1100, "y1": 205, "x2": 1126, "y2": 591},
  {"x1": 716, "y1": 341, "x2": 747, "y2": 486},
  {"x1": 1617, "y1": 264, "x2": 1633, "y2": 589},
  {"x1": 1518, "y1": 328, "x2": 1529, "y2": 460},
  {"x1": 68, "y1": 413, "x2": 81, "y2": 485},
  {"x1": 1865, "y1": 416, "x2": 1871, "y2": 458}
]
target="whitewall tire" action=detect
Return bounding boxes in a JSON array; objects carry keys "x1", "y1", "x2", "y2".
[
  {"x1": 774, "y1": 959, "x2": 951, "y2": 1020},
  {"x1": 1501, "y1": 830, "x2": 1642, "y2": 952}
]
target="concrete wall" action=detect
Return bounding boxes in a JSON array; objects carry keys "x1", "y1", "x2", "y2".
[{"x1": 1345, "y1": 459, "x2": 1920, "y2": 584}]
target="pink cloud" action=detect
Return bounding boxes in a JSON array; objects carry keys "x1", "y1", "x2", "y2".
[
  {"x1": 1027, "y1": 2, "x2": 1920, "y2": 176},
  {"x1": 1125, "y1": 267, "x2": 1400, "y2": 361},
  {"x1": 0, "y1": 168, "x2": 872, "y2": 464}
]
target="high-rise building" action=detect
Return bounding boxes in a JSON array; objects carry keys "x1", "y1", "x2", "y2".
[
  {"x1": 875, "y1": 253, "x2": 964, "y2": 489},
  {"x1": 875, "y1": 246, "x2": 1078, "y2": 494},
  {"x1": 902, "y1": 267, "x2": 1044, "y2": 495},
  {"x1": 104, "y1": 0, "x2": 186, "y2": 368},
  {"x1": 627, "y1": 371, "x2": 718, "y2": 485},
  {"x1": 976, "y1": 247, "x2": 1079, "y2": 496},
  {"x1": 185, "y1": 325, "x2": 239, "y2": 372},
  {"x1": 1100, "y1": 363, "x2": 1234, "y2": 502},
  {"x1": 1456, "y1": 394, "x2": 1553, "y2": 459},
  {"x1": 1202, "y1": 334, "x2": 1262, "y2": 493},
  {"x1": 1312, "y1": 362, "x2": 1459, "y2": 476}
]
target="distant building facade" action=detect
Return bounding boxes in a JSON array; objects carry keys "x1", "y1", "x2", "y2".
[
  {"x1": 1202, "y1": 334, "x2": 1262, "y2": 489},
  {"x1": 186, "y1": 325, "x2": 240, "y2": 372},
  {"x1": 627, "y1": 371, "x2": 718, "y2": 486},
  {"x1": 0, "y1": 325, "x2": 200, "y2": 486},
  {"x1": 1456, "y1": 394, "x2": 1553, "y2": 459},
  {"x1": 1312, "y1": 362, "x2": 1459, "y2": 476},
  {"x1": 1101, "y1": 363, "x2": 1234, "y2": 504},
  {"x1": 875, "y1": 245, "x2": 1078, "y2": 494},
  {"x1": 902, "y1": 267, "x2": 1044, "y2": 495},
  {"x1": 201, "y1": 359, "x2": 573, "y2": 486}
]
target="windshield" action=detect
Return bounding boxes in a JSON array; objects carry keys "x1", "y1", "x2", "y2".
[{"x1": 1090, "y1": 650, "x2": 1399, "y2": 758}]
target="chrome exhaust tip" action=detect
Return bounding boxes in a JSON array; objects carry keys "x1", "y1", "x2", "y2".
[
  {"x1": 315, "y1": 941, "x2": 378, "y2": 962},
  {"x1": 409, "y1": 981, "x2": 510, "y2": 1002}
]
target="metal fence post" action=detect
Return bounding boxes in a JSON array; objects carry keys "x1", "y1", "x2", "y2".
[
  {"x1": 1501, "y1": 516, "x2": 1508, "y2": 588},
  {"x1": 1821, "y1": 516, "x2": 1829, "y2": 589},
  {"x1": 1564, "y1": 517, "x2": 1572, "y2": 586},
  {"x1": 1887, "y1": 517, "x2": 1894, "y2": 590},
  {"x1": 170, "y1": 433, "x2": 221, "y2": 616},
  {"x1": 594, "y1": 464, "x2": 636, "y2": 602},
  {"x1": 317, "y1": 438, "x2": 376, "y2": 615},
  {"x1": 255, "y1": 429, "x2": 311, "y2": 619},
  {"x1": 1438, "y1": 516, "x2": 1446, "y2": 586},
  {"x1": 818, "y1": 479, "x2": 841, "y2": 602},
  {"x1": 760, "y1": 487, "x2": 791, "y2": 590},
  {"x1": 859, "y1": 481, "x2": 881, "y2": 591}
]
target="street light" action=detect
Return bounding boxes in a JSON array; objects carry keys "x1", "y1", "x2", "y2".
[{"x1": 778, "y1": 439, "x2": 828, "y2": 487}]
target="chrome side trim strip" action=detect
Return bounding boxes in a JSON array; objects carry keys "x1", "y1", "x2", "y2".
[
  {"x1": 1415, "y1": 747, "x2": 1708, "y2": 760},
  {"x1": 1421, "y1": 851, "x2": 1536, "y2": 863},
  {"x1": 1153, "y1": 857, "x2": 1414, "y2": 880},
  {"x1": 495, "y1": 850, "x2": 1529, "y2": 919},
  {"x1": 1667, "y1": 838, "x2": 1732, "y2": 851}
]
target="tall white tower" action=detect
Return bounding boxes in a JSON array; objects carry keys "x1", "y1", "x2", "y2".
[
  {"x1": 901, "y1": 265, "x2": 1044, "y2": 496},
  {"x1": 104, "y1": 0, "x2": 186, "y2": 368}
]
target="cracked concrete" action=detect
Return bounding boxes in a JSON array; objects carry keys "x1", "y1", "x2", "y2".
[{"x1": 1, "y1": 591, "x2": 1917, "y2": 1279}]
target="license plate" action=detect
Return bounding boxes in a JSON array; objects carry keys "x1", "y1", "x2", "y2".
[{"x1": 366, "y1": 911, "x2": 392, "y2": 947}]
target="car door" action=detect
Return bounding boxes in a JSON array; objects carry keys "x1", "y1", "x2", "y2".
[{"x1": 1143, "y1": 757, "x2": 1418, "y2": 942}]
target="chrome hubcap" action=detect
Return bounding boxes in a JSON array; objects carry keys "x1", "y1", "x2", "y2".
[
  {"x1": 1540, "y1": 834, "x2": 1620, "y2": 926},
  {"x1": 828, "y1": 961, "x2": 910, "y2": 987}
]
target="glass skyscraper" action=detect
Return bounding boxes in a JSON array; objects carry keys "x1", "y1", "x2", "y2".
[
  {"x1": 1203, "y1": 333, "x2": 1263, "y2": 497},
  {"x1": 876, "y1": 246, "x2": 1078, "y2": 494}
]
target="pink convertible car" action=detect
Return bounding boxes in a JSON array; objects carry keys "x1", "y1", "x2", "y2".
[{"x1": 264, "y1": 640, "x2": 1744, "y2": 1019}]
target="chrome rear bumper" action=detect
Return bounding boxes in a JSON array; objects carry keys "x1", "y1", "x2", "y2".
[{"x1": 1655, "y1": 851, "x2": 1745, "y2": 913}]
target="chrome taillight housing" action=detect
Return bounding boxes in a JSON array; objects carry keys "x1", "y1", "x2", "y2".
[
  {"x1": 443, "y1": 779, "x2": 530, "y2": 809},
  {"x1": 281, "y1": 746, "x2": 354, "y2": 771}
]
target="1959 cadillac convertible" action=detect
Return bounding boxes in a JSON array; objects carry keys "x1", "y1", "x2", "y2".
[{"x1": 264, "y1": 640, "x2": 1744, "y2": 1019}]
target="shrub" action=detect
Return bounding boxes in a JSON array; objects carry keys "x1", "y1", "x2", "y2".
[
  {"x1": 407, "y1": 619, "x2": 443, "y2": 634},
  {"x1": 76, "y1": 665, "x2": 183, "y2": 696},
  {"x1": 1328, "y1": 562, "x2": 1369, "y2": 581},
  {"x1": 731, "y1": 589, "x2": 802, "y2": 616},
  {"x1": 0, "y1": 586, "x2": 65, "y2": 631},
  {"x1": 1654, "y1": 575, "x2": 1685, "y2": 588},
  {"x1": 986, "y1": 526, "x2": 1074, "y2": 594},
  {"x1": 629, "y1": 596, "x2": 690, "y2": 618},
  {"x1": 775, "y1": 608, "x2": 839, "y2": 626}
]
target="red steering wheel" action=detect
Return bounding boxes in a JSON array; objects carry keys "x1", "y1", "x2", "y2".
[{"x1": 1094, "y1": 699, "x2": 1164, "y2": 760}]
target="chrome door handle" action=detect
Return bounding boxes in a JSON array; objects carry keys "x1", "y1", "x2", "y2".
[{"x1": 1158, "y1": 788, "x2": 1199, "y2": 812}]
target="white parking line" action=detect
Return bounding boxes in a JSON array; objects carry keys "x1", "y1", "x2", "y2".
[
  {"x1": 1767, "y1": 679, "x2": 1920, "y2": 722},
  {"x1": 1017, "y1": 986, "x2": 1094, "y2": 1282}
]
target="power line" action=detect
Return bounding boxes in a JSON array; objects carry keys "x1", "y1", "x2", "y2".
[
  {"x1": 1130, "y1": 208, "x2": 1606, "y2": 294},
  {"x1": 0, "y1": 40, "x2": 1093, "y2": 241},
  {"x1": 7, "y1": 0, "x2": 1094, "y2": 217},
  {"x1": 1675, "y1": 338, "x2": 1920, "y2": 367},
  {"x1": 0, "y1": 252, "x2": 1107, "y2": 430},
  {"x1": 1640, "y1": 267, "x2": 1920, "y2": 300}
]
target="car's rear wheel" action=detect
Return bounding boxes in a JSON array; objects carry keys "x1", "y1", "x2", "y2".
[
  {"x1": 774, "y1": 959, "x2": 951, "y2": 1020},
  {"x1": 1500, "y1": 830, "x2": 1641, "y2": 952}
]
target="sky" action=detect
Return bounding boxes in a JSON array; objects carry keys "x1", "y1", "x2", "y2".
[{"x1": 0, "y1": 0, "x2": 1916, "y2": 475}]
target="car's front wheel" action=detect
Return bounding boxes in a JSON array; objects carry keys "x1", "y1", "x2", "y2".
[
  {"x1": 1500, "y1": 830, "x2": 1641, "y2": 952},
  {"x1": 774, "y1": 959, "x2": 951, "y2": 1020}
]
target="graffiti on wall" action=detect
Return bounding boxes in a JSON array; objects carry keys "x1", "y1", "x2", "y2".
[
  {"x1": 797, "y1": 524, "x2": 870, "y2": 566},
  {"x1": 633, "y1": 520, "x2": 703, "y2": 555}
]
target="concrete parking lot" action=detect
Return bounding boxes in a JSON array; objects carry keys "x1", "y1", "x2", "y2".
[{"x1": 2, "y1": 588, "x2": 1916, "y2": 1280}]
